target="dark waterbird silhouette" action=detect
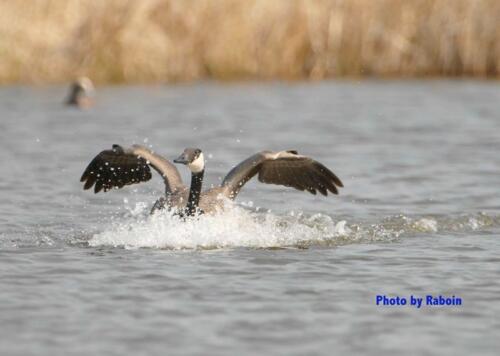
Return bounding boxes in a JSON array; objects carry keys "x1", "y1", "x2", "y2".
[{"x1": 80, "y1": 145, "x2": 343, "y2": 216}]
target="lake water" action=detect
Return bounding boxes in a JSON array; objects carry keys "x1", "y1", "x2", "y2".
[{"x1": 0, "y1": 81, "x2": 499, "y2": 355}]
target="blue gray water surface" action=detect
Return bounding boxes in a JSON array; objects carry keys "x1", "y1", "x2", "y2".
[{"x1": 0, "y1": 81, "x2": 499, "y2": 355}]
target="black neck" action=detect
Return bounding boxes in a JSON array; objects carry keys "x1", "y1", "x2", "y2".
[{"x1": 186, "y1": 170, "x2": 204, "y2": 216}]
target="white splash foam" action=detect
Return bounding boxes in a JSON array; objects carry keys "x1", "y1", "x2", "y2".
[
  {"x1": 89, "y1": 205, "x2": 345, "y2": 250},
  {"x1": 413, "y1": 218, "x2": 438, "y2": 232},
  {"x1": 334, "y1": 220, "x2": 351, "y2": 236},
  {"x1": 468, "y1": 217, "x2": 480, "y2": 230},
  {"x1": 123, "y1": 200, "x2": 149, "y2": 217},
  {"x1": 89, "y1": 207, "x2": 497, "y2": 250}
]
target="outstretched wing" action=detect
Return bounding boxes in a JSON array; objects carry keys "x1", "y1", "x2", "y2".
[
  {"x1": 80, "y1": 144, "x2": 184, "y2": 194},
  {"x1": 221, "y1": 150, "x2": 343, "y2": 199}
]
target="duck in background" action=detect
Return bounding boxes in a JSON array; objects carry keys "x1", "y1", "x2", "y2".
[{"x1": 66, "y1": 77, "x2": 94, "y2": 108}]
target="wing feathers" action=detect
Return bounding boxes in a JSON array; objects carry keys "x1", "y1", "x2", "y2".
[
  {"x1": 80, "y1": 145, "x2": 152, "y2": 194},
  {"x1": 258, "y1": 154, "x2": 342, "y2": 196},
  {"x1": 313, "y1": 161, "x2": 344, "y2": 188},
  {"x1": 81, "y1": 144, "x2": 186, "y2": 194},
  {"x1": 222, "y1": 150, "x2": 343, "y2": 199}
]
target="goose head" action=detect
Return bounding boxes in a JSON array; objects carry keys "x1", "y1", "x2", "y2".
[{"x1": 174, "y1": 148, "x2": 205, "y2": 173}]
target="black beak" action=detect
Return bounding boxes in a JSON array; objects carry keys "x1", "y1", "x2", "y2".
[{"x1": 174, "y1": 154, "x2": 188, "y2": 164}]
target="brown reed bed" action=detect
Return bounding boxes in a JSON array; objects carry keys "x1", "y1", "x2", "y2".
[{"x1": 0, "y1": 0, "x2": 498, "y2": 84}]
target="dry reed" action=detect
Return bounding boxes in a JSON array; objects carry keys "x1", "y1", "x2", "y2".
[{"x1": 0, "y1": 0, "x2": 498, "y2": 83}]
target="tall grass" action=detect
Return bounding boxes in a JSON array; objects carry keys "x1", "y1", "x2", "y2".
[{"x1": 0, "y1": 0, "x2": 498, "y2": 83}]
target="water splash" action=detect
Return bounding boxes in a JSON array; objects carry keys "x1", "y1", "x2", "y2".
[
  {"x1": 88, "y1": 204, "x2": 500, "y2": 250},
  {"x1": 89, "y1": 205, "x2": 349, "y2": 250}
]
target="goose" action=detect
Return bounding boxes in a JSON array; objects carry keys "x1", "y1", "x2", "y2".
[
  {"x1": 80, "y1": 145, "x2": 343, "y2": 216},
  {"x1": 66, "y1": 77, "x2": 94, "y2": 108}
]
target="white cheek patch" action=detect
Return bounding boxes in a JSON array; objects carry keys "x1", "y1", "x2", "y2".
[{"x1": 188, "y1": 153, "x2": 205, "y2": 173}]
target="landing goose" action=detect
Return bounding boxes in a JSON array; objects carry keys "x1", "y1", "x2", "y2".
[{"x1": 80, "y1": 145, "x2": 343, "y2": 216}]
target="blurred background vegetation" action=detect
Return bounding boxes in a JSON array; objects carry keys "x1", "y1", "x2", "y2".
[{"x1": 0, "y1": 0, "x2": 498, "y2": 84}]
